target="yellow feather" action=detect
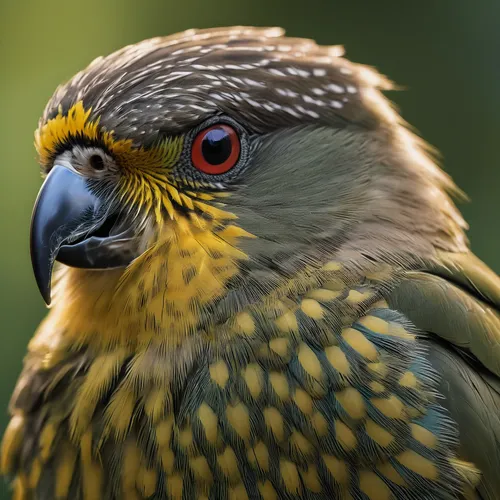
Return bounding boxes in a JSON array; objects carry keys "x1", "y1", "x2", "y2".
[
  {"x1": 165, "y1": 184, "x2": 182, "y2": 205},
  {"x1": 122, "y1": 441, "x2": 141, "y2": 498},
  {"x1": 193, "y1": 200, "x2": 238, "y2": 220},
  {"x1": 12, "y1": 473, "x2": 28, "y2": 500},
  {"x1": 299, "y1": 465, "x2": 322, "y2": 493},
  {"x1": 144, "y1": 387, "x2": 170, "y2": 423},
  {"x1": 264, "y1": 407, "x2": 285, "y2": 442},
  {"x1": 248, "y1": 442, "x2": 269, "y2": 472},
  {"x1": 226, "y1": 402, "x2": 251, "y2": 442},
  {"x1": 322, "y1": 455, "x2": 348, "y2": 484},
  {"x1": 29, "y1": 458, "x2": 42, "y2": 489},
  {"x1": 396, "y1": 450, "x2": 438, "y2": 480},
  {"x1": 80, "y1": 430, "x2": 103, "y2": 500},
  {"x1": 166, "y1": 475, "x2": 183, "y2": 499},
  {"x1": 137, "y1": 466, "x2": 157, "y2": 497},
  {"x1": 70, "y1": 348, "x2": 129, "y2": 438},
  {"x1": 1, "y1": 414, "x2": 24, "y2": 475},
  {"x1": 198, "y1": 403, "x2": 219, "y2": 444},
  {"x1": 104, "y1": 385, "x2": 136, "y2": 441},
  {"x1": 55, "y1": 442, "x2": 77, "y2": 499},
  {"x1": 189, "y1": 456, "x2": 213, "y2": 484},
  {"x1": 217, "y1": 447, "x2": 240, "y2": 483},
  {"x1": 359, "y1": 471, "x2": 391, "y2": 500},
  {"x1": 257, "y1": 481, "x2": 277, "y2": 500},
  {"x1": 280, "y1": 460, "x2": 301, "y2": 494}
]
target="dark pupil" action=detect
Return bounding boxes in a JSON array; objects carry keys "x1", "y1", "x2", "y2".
[
  {"x1": 89, "y1": 154, "x2": 105, "y2": 170},
  {"x1": 201, "y1": 128, "x2": 232, "y2": 165}
]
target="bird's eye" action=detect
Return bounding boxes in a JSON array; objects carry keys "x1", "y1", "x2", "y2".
[
  {"x1": 89, "y1": 154, "x2": 105, "y2": 171},
  {"x1": 191, "y1": 124, "x2": 240, "y2": 175}
]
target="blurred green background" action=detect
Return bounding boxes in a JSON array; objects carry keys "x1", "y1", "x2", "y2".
[{"x1": 0, "y1": 0, "x2": 498, "y2": 497}]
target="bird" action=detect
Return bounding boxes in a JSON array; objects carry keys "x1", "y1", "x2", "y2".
[{"x1": 1, "y1": 25, "x2": 499, "y2": 500}]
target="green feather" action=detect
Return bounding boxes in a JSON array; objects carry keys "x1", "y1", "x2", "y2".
[{"x1": 387, "y1": 251, "x2": 500, "y2": 499}]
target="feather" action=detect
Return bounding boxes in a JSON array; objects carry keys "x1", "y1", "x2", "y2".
[{"x1": 387, "y1": 252, "x2": 500, "y2": 499}]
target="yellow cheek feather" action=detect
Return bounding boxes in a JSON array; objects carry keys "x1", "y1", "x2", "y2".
[
  {"x1": 32, "y1": 101, "x2": 258, "y2": 350},
  {"x1": 35, "y1": 101, "x2": 188, "y2": 222},
  {"x1": 38, "y1": 212, "x2": 256, "y2": 351}
]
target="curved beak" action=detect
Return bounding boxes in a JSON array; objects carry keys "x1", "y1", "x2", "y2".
[{"x1": 30, "y1": 165, "x2": 136, "y2": 304}]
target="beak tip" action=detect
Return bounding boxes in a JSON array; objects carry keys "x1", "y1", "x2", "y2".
[
  {"x1": 31, "y1": 258, "x2": 53, "y2": 306},
  {"x1": 41, "y1": 286, "x2": 52, "y2": 306}
]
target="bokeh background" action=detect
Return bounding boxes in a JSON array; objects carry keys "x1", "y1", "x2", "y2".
[{"x1": 0, "y1": 0, "x2": 498, "y2": 497}]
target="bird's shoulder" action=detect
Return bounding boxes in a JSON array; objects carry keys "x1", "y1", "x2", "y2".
[{"x1": 387, "y1": 251, "x2": 500, "y2": 499}]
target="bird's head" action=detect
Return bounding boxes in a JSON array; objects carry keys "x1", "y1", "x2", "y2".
[{"x1": 31, "y1": 27, "x2": 467, "y2": 346}]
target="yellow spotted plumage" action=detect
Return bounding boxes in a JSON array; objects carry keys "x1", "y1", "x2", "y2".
[{"x1": 2, "y1": 260, "x2": 483, "y2": 498}]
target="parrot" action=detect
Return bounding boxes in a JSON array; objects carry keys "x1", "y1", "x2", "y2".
[{"x1": 1, "y1": 26, "x2": 499, "y2": 500}]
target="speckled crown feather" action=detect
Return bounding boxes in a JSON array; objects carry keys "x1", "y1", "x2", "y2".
[{"x1": 40, "y1": 26, "x2": 393, "y2": 149}]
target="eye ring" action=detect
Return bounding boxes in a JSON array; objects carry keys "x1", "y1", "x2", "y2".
[{"x1": 191, "y1": 124, "x2": 241, "y2": 175}]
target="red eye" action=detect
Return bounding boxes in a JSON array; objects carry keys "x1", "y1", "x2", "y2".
[{"x1": 191, "y1": 124, "x2": 241, "y2": 175}]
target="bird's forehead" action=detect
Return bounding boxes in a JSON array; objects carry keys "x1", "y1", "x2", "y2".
[{"x1": 40, "y1": 27, "x2": 391, "y2": 148}]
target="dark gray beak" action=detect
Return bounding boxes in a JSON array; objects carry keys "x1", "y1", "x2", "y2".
[{"x1": 30, "y1": 165, "x2": 136, "y2": 304}]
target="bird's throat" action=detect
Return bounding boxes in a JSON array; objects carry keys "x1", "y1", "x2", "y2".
[{"x1": 35, "y1": 217, "x2": 255, "y2": 352}]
